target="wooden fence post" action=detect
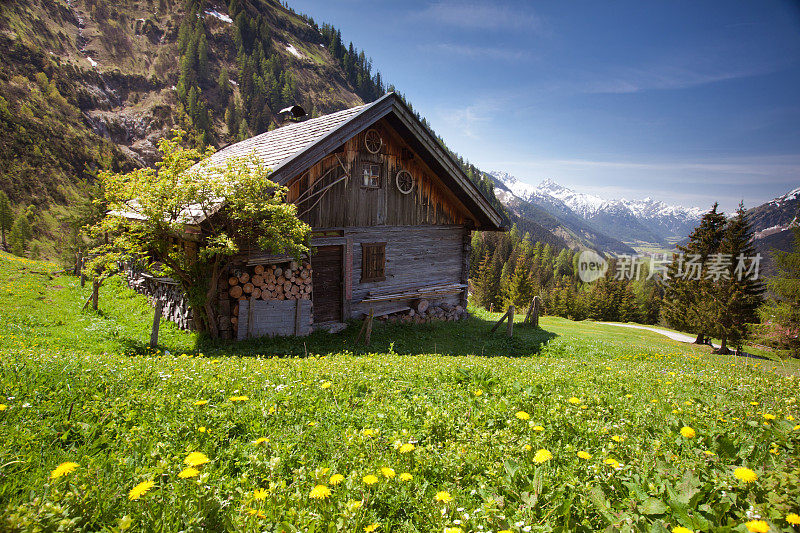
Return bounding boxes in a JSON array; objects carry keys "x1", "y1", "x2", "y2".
[
  {"x1": 357, "y1": 309, "x2": 374, "y2": 345},
  {"x1": 79, "y1": 253, "x2": 86, "y2": 288},
  {"x1": 91, "y1": 280, "x2": 99, "y2": 311},
  {"x1": 150, "y1": 300, "x2": 162, "y2": 348},
  {"x1": 524, "y1": 296, "x2": 540, "y2": 327},
  {"x1": 507, "y1": 305, "x2": 514, "y2": 337}
]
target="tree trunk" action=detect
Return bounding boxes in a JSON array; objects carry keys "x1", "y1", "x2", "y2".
[
  {"x1": 91, "y1": 280, "x2": 99, "y2": 311},
  {"x1": 714, "y1": 335, "x2": 730, "y2": 355},
  {"x1": 694, "y1": 333, "x2": 705, "y2": 344}
]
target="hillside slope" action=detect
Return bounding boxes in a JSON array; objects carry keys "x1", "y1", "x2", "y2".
[{"x1": 0, "y1": 0, "x2": 371, "y2": 209}]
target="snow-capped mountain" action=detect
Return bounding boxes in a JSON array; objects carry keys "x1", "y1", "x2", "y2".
[{"x1": 489, "y1": 172, "x2": 705, "y2": 244}]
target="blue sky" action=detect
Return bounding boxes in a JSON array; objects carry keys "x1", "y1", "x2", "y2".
[{"x1": 289, "y1": 0, "x2": 800, "y2": 211}]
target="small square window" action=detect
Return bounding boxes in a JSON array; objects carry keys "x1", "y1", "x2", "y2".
[
  {"x1": 361, "y1": 243, "x2": 386, "y2": 282},
  {"x1": 362, "y1": 163, "x2": 381, "y2": 188}
]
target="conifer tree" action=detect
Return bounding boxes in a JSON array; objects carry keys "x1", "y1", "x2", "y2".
[
  {"x1": 9, "y1": 210, "x2": 32, "y2": 256},
  {"x1": 758, "y1": 226, "x2": 800, "y2": 357},
  {"x1": 504, "y1": 262, "x2": 534, "y2": 309},
  {"x1": 0, "y1": 191, "x2": 12, "y2": 251},
  {"x1": 662, "y1": 203, "x2": 726, "y2": 343},
  {"x1": 708, "y1": 203, "x2": 764, "y2": 354}
]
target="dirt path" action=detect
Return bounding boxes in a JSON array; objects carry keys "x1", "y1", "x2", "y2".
[{"x1": 599, "y1": 322, "x2": 717, "y2": 347}]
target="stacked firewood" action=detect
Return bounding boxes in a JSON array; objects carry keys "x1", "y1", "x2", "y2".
[
  {"x1": 380, "y1": 300, "x2": 465, "y2": 324},
  {"x1": 226, "y1": 261, "x2": 312, "y2": 328}
]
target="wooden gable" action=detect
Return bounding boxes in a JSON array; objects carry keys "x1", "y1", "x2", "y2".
[{"x1": 284, "y1": 117, "x2": 474, "y2": 228}]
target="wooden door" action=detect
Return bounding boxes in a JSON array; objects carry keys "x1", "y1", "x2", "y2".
[{"x1": 312, "y1": 245, "x2": 343, "y2": 322}]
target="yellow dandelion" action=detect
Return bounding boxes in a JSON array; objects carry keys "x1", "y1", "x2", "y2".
[
  {"x1": 253, "y1": 488, "x2": 269, "y2": 500},
  {"x1": 680, "y1": 426, "x2": 696, "y2": 438},
  {"x1": 49, "y1": 462, "x2": 79, "y2": 480},
  {"x1": 672, "y1": 527, "x2": 694, "y2": 533},
  {"x1": 229, "y1": 395, "x2": 249, "y2": 402},
  {"x1": 320, "y1": 381, "x2": 332, "y2": 389},
  {"x1": 734, "y1": 467, "x2": 757, "y2": 483},
  {"x1": 786, "y1": 513, "x2": 800, "y2": 525},
  {"x1": 0, "y1": 404, "x2": 6, "y2": 411},
  {"x1": 193, "y1": 400, "x2": 208, "y2": 406},
  {"x1": 398, "y1": 472, "x2": 413, "y2": 482},
  {"x1": 364, "y1": 524, "x2": 380, "y2": 532},
  {"x1": 362, "y1": 474, "x2": 378, "y2": 485},
  {"x1": 745, "y1": 520, "x2": 770, "y2": 533},
  {"x1": 128, "y1": 480, "x2": 155, "y2": 501},
  {"x1": 184, "y1": 452, "x2": 210, "y2": 467},
  {"x1": 435, "y1": 491, "x2": 453, "y2": 503},
  {"x1": 253, "y1": 437, "x2": 269, "y2": 445},
  {"x1": 178, "y1": 467, "x2": 199, "y2": 478},
  {"x1": 577, "y1": 451, "x2": 592, "y2": 460},
  {"x1": 444, "y1": 528, "x2": 464, "y2": 533},
  {"x1": 346, "y1": 500, "x2": 363, "y2": 511},
  {"x1": 399, "y1": 443, "x2": 415, "y2": 453},
  {"x1": 474, "y1": 389, "x2": 483, "y2": 396},
  {"x1": 198, "y1": 426, "x2": 206, "y2": 433},
  {"x1": 329, "y1": 473, "x2": 344, "y2": 485},
  {"x1": 515, "y1": 411, "x2": 530, "y2": 420},
  {"x1": 611, "y1": 435, "x2": 624, "y2": 442},
  {"x1": 703, "y1": 451, "x2": 716, "y2": 456},
  {"x1": 568, "y1": 397, "x2": 581, "y2": 404},
  {"x1": 532, "y1": 425, "x2": 545, "y2": 432},
  {"x1": 794, "y1": 424, "x2": 800, "y2": 431},
  {"x1": 380, "y1": 467, "x2": 395, "y2": 479},
  {"x1": 750, "y1": 401, "x2": 759, "y2": 406},
  {"x1": 309, "y1": 484, "x2": 331, "y2": 499},
  {"x1": 533, "y1": 449, "x2": 553, "y2": 464},
  {"x1": 763, "y1": 413, "x2": 775, "y2": 420},
  {"x1": 605, "y1": 458, "x2": 621, "y2": 469},
  {"x1": 523, "y1": 444, "x2": 532, "y2": 452}
]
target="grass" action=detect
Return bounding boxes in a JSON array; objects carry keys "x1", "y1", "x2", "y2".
[{"x1": 1, "y1": 253, "x2": 799, "y2": 532}]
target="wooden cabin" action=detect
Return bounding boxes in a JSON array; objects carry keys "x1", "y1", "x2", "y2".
[{"x1": 193, "y1": 93, "x2": 504, "y2": 339}]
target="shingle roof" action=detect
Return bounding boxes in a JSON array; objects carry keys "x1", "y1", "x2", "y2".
[
  {"x1": 187, "y1": 93, "x2": 504, "y2": 230},
  {"x1": 204, "y1": 101, "x2": 374, "y2": 172}
]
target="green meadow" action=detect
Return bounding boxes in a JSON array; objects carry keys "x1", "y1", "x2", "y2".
[{"x1": 0, "y1": 253, "x2": 798, "y2": 532}]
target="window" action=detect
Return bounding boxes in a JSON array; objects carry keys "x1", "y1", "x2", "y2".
[
  {"x1": 361, "y1": 243, "x2": 386, "y2": 282},
  {"x1": 362, "y1": 163, "x2": 381, "y2": 188}
]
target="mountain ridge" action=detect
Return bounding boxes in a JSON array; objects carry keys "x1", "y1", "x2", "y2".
[{"x1": 490, "y1": 171, "x2": 706, "y2": 245}]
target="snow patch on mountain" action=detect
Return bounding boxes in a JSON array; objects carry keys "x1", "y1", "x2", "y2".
[
  {"x1": 490, "y1": 171, "x2": 704, "y2": 222},
  {"x1": 771, "y1": 185, "x2": 800, "y2": 206}
]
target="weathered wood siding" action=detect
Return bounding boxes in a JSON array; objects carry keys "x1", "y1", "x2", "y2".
[
  {"x1": 313, "y1": 225, "x2": 467, "y2": 319},
  {"x1": 286, "y1": 118, "x2": 475, "y2": 228}
]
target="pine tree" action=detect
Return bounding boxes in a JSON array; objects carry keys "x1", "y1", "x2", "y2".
[
  {"x1": 471, "y1": 253, "x2": 495, "y2": 310},
  {"x1": 225, "y1": 99, "x2": 238, "y2": 135},
  {"x1": 758, "y1": 226, "x2": 800, "y2": 358},
  {"x1": 0, "y1": 191, "x2": 12, "y2": 250},
  {"x1": 9, "y1": 210, "x2": 32, "y2": 256},
  {"x1": 662, "y1": 203, "x2": 726, "y2": 342},
  {"x1": 619, "y1": 283, "x2": 639, "y2": 323},
  {"x1": 504, "y1": 262, "x2": 534, "y2": 309},
  {"x1": 218, "y1": 67, "x2": 230, "y2": 102},
  {"x1": 197, "y1": 32, "x2": 210, "y2": 77},
  {"x1": 708, "y1": 203, "x2": 764, "y2": 354}
]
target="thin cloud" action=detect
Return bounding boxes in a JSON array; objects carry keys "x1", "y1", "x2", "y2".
[
  {"x1": 433, "y1": 100, "x2": 503, "y2": 140},
  {"x1": 582, "y1": 63, "x2": 786, "y2": 94},
  {"x1": 418, "y1": 1, "x2": 544, "y2": 32},
  {"x1": 537, "y1": 157, "x2": 800, "y2": 180},
  {"x1": 427, "y1": 43, "x2": 532, "y2": 61}
]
